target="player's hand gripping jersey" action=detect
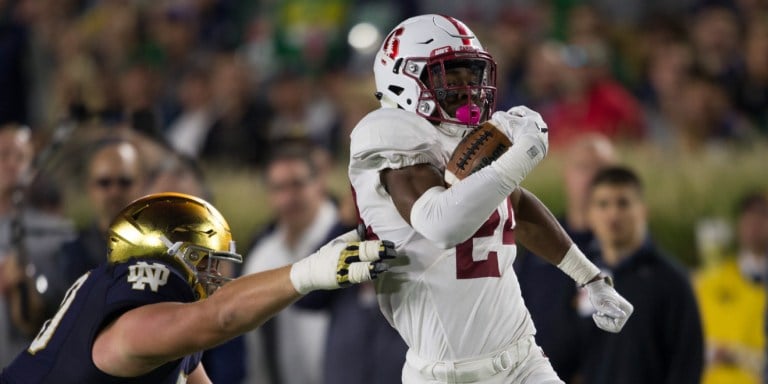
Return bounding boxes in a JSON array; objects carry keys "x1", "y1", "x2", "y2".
[{"x1": 349, "y1": 108, "x2": 536, "y2": 361}]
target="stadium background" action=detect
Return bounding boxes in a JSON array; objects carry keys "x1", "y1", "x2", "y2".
[{"x1": 1, "y1": 0, "x2": 766, "y2": 267}]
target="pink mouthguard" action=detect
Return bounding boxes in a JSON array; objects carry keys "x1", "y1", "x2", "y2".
[{"x1": 455, "y1": 104, "x2": 481, "y2": 125}]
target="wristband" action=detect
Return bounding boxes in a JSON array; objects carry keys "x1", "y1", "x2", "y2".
[{"x1": 557, "y1": 244, "x2": 601, "y2": 286}]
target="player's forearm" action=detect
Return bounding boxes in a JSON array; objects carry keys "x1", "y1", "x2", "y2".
[
  {"x1": 205, "y1": 265, "x2": 301, "y2": 337},
  {"x1": 514, "y1": 189, "x2": 572, "y2": 265},
  {"x1": 114, "y1": 266, "x2": 302, "y2": 370},
  {"x1": 115, "y1": 266, "x2": 301, "y2": 367},
  {"x1": 514, "y1": 189, "x2": 601, "y2": 285}
]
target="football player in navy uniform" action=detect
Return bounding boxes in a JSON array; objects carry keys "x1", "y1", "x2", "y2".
[{"x1": 0, "y1": 192, "x2": 394, "y2": 383}]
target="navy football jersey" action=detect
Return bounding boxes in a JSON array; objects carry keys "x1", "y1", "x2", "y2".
[{"x1": 0, "y1": 258, "x2": 202, "y2": 384}]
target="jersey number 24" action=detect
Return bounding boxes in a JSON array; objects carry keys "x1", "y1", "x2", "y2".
[{"x1": 456, "y1": 199, "x2": 514, "y2": 279}]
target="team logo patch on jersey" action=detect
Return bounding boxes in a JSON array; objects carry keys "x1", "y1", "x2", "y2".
[{"x1": 127, "y1": 262, "x2": 170, "y2": 292}]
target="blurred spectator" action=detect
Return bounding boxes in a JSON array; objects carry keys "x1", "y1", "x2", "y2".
[
  {"x1": 46, "y1": 138, "x2": 145, "y2": 313},
  {"x1": 147, "y1": 2, "x2": 199, "y2": 69},
  {"x1": 322, "y1": 70, "x2": 379, "y2": 159},
  {"x1": 637, "y1": 18, "x2": 755, "y2": 152},
  {"x1": 579, "y1": 166, "x2": 703, "y2": 383},
  {"x1": 200, "y1": 54, "x2": 271, "y2": 165},
  {"x1": 76, "y1": 0, "x2": 141, "y2": 75},
  {"x1": 165, "y1": 67, "x2": 216, "y2": 158},
  {"x1": 515, "y1": 133, "x2": 617, "y2": 381},
  {"x1": 144, "y1": 152, "x2": 211, "y2": 199},
  {"x1": 270, "y1": 0, "x2": 351, "y2": 74},
  {"x1": 689, "y1": 3, "x2": 743, "y2": 90},
  {"x1": 117, "y1": 64, "x2": 160, "y2": 125},
  {"x1": 734, "y1": 18, "x2": 768, "y2": 132},
  {"x1": 654, "y1": 69, "x2": 752, "y2": 152},
  {"x1": 561, "y1": 134, "x2": 619, "y2": 245},
  {"x1": 695, "y1": 191, "x2": 768, "y2": 384},
  {"x1": 542, "y1": 41, "x2": 645, "y2": 148},
  {"x1": 491, "y1": 8, "x2": 533, "y2": 109},
  {"x1": 241, "y1": 15, "x2": 277, "y2": 86},
  {"x1": 520, "y1": 41, "x2": 564, "y2": 110},
  {"x1": 641, "y1": 38, "x2": 694, "y2": 147},
  {"x1": 267, "y1": 71, "x2": 341, "y2": 153},
  {"x1": 0, "y1": 123, "x2": 72, "y2": 365},
  {"x1": 0, "y1": 124, "x2": 32, "y2": 216},
  {"x1": 589, "y1": 0, "x2": 695, "y2": 26},
  {"x1": 242, "y1": 140, "x2": 340, "y2": 384},
  {"x1": 565, "y1": 4, "x2": 603, "y2": 46}
]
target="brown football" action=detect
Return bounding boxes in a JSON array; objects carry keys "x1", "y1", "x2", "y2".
[{"x1": 445, "y1": 121, "x2": 512, "y2": 185}]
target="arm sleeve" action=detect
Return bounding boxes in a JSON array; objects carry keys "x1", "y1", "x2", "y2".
[{"x1": 410, "y1": 165, "x2": 514, "y2": 248}]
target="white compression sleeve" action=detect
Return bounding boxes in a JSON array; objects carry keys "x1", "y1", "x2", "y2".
[
  {"x1": 410, "y1": 165, "x2": 513, "y2": 249},
  {"x1": 488, "y1": 133, "x2": 546, "y2": 191},
  {"x1": 409, "y1": 135, "x2": 545, "y2": 249}
]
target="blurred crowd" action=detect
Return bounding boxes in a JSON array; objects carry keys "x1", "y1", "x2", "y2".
[
  {"x1": 1, "y1": 0, "x2": 767, "y2": 158},
  {"x1": 0, "y1": 0, "x2": 767, "y2": 383}
]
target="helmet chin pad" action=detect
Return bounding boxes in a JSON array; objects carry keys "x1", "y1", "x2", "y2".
[{"x1": 456, "y1": 104, "x2": 481, "y2": 125}]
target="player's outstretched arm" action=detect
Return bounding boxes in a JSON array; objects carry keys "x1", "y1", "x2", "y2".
[
  {"x1": 512, "y1": 188, "x2": 634, "y2": 333},
  {"x1": 92, "y1": 231, "x2": 395, "y2": 377}
]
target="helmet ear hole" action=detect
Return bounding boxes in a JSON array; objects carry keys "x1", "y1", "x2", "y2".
[{"x1": 388, "y1": 85, "x2": 404, "y2": 95}]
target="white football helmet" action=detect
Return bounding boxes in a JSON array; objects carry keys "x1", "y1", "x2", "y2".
[{"x1": 373, "y1": 14, "x2": 497, "y2": 130}]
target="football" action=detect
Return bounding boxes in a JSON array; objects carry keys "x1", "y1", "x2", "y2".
[{"x1": 445, "y1": 121, "x2": 512, "y2": 185}]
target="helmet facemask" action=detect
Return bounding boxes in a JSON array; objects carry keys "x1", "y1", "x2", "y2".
[
  {"x1": 160, "y1": 236, "x2": 242, "y2": 300},
  {"x1": 410, "y1": 48, "x2": 497, "y2": 129}
]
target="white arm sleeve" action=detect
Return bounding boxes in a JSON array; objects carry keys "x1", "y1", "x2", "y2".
[
  {"x1": 410, "y1": 164, "x2": 513, "y2": 249},
  {"x1": 410, "y1": 133, "x2": 546, "y2": 249}
]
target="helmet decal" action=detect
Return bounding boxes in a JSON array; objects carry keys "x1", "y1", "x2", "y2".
[
  {"x1": 441, "y1": 15, "x2": 472, "y2": 45},
  {"x1": 382, "y1": 27, "x2": 404, "y2": 62}
]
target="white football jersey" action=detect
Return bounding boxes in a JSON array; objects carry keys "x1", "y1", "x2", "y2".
[{"x1": 349, "y1": 108, "x2": 536, "y2": 361}]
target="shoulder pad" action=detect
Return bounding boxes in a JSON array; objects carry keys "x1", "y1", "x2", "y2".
[{"x1": 350, "y1": 108, "x2": 442, "y2": 171}]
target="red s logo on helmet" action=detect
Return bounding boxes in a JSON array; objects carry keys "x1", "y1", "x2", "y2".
[{"x1": 382, "y1": 27, "x2": 404, "y2": 62}]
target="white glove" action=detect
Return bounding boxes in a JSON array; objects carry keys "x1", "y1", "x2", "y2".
[
  {"x1": 486, "y1": 106, "x2": 549, "y2": 189},
  {"x1": 585, "y1": 276, "x2": 634, "y2": 333},
  {"x1": 489, "y1": 105, "x2": 548, "y2": 157},
  {"x1": 289, "y1": 230, "x2": 396, "y2": 294}
]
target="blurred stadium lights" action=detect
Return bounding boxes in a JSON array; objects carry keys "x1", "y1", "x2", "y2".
[{"x1": 348, "y1": 22, "x2": 381, "y2": 54}]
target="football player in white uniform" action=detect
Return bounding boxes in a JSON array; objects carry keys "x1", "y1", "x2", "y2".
[{"x1": 349, "y1": 15, "x2": 634, "y2": 384}]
